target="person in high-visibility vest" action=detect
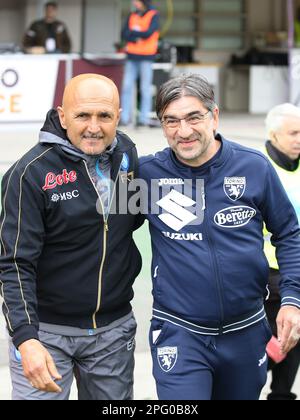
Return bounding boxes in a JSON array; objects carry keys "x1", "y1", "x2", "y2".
[
  {"x1": 120, "y1": 0, "x2": 159, "y2": 127},
  {"x1": 264, "y1": 103, "x2": 300, "y2": 400}
]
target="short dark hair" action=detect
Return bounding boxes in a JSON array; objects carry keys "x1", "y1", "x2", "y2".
[
  {"x1": 45, "y1": 1, "x2": 58, "y2": 8},
  {"x1": 156, "y1": 74, "x2": 216, "y2": 120}
]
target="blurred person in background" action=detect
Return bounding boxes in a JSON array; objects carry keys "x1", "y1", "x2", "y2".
[
  {"x1": 23, "y1": 1, "x2": 71, "y2": 54},
  {"x1": 120, "y1": 0, "x2": 159, "y2": 127},
  {"x1": 264, "y1": 103, "x2": 300, "y2": 400}
]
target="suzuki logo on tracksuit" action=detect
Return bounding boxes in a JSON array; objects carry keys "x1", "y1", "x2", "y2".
[{"x1": 156, "y1": 190, "x2": 198, "y2": 231}]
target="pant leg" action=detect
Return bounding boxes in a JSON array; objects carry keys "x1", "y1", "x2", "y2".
[
  {"x1": 121, "y1": 60, "x2": 139, "y2": 125},
  {"x1": 75, "y1": 314, "x2": 137, "y2": 400},
  {"x1": 9, "y1": 331, "x2": 74, "y2": 400},
  {"x1": 212, "y1": 319, "x2": 272, "y2": 400},
  {"x1": 149, "y1": 319, "x2": 214, "y2": 400},
  {"x1": 138, "y1": 60, "x2": 154, "y2": 125}
]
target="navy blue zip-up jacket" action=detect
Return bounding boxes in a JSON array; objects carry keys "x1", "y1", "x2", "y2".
[{"x1": 139, "y1": 135, "x2": 300, "y2": 334}]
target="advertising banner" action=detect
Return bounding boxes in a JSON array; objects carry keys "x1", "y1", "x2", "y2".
[{"x1": 0, "y1": 56, "x2": 59, "y2": 122}]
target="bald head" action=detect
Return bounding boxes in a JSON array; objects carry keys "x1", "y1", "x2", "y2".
[
  {"x1": 57, "y1": 73, "x2": 121, "y2": 155},
  {"x1": 62, "y1": 73, "x2": 120, "y2": 109}
]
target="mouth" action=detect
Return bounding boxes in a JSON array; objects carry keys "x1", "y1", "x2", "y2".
[
  {"x1": 82, "y1": 136, "x2": 104, "y2": 142},
  {"x1": 291, "y1": 146, "x2": 300, "y2": 154},
  {"x1": 178, "y1": 139, "x2": 198, "y2": 147}
]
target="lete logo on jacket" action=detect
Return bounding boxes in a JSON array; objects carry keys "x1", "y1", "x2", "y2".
[{"x1": 42, "y1": 169, "x2": 77, "y2": 191}]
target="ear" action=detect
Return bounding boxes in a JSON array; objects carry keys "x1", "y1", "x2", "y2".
[
  {"x1": 57, "y1": 106, "x2": 67, "y2": 130},
  {"x1": 269, "y1": 131, "x2": 277, "y2": 142},
  {"x1": 116, "y1": 108, "x2": 122, "y2": 125},
  {"x1": 212, "y1": 106, "x2": 219, "y2": 132}
]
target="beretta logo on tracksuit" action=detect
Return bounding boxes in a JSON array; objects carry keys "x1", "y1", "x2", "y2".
[
  {"x1": 214, "y1": 206, "x2": 256, "y2": 228},
  {"x1": 42, "y1": 169, "x2": 77, "y2": 191}
]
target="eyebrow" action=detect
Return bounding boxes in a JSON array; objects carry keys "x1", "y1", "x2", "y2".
[
  {"x1": 75, "y1": 111, "x2": 114, "y2": 118},
  {"x1": 163, "y1": 110, "x2": 204, "y2": 119},
  {"x1": 99, "y1": 111, "x2": 114, "y2": 117}
]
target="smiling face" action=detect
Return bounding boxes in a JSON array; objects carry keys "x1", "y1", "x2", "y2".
[
  {"x1": 57, "y1": 75, "x2": 121, "y2": 155},
  {"x1": 161, "y1": 95, "x2": 220, "y2": 167}
]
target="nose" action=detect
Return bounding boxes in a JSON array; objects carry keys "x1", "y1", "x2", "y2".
[
  {"x1": 177, "y1": 119, "x2": 193, "y2": 138},
  {"x1": 87, "y1": 117, "x2": 101, "y2": 133}
]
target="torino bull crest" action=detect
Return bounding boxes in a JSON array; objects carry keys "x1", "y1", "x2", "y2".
[
  {"x1": 223, "y1": 177, "x2": 246, "y2": 201},
  {"x1": 157, "y1": 347, "x2": 178, "y2": 372}
]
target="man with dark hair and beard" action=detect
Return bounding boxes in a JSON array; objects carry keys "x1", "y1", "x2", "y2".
[{"x1": 139, "y1": 74, "x2": 300, "y2": 400}]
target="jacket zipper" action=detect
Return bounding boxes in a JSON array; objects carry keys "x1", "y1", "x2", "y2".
[
  {"x1": 201, "y1": 182, "x2": 225, "y2": 330},
  {"x1": 83, "y1": 159, "x2": 122, "y2": 328},
  {"x1": 204, "y1": 223, "x2": 225, "y2": 328}
]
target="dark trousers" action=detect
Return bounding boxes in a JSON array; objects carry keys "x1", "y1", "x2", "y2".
[
  {"x1": 150, "y1": 317, "x2": 271, "y2": 400},
  {"x1": 265, "y1": 269, "x2": 300, "y2": 400}
]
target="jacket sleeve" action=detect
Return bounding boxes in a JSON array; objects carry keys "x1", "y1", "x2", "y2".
[
  {"x1": 0, "y1": 164, "x2": 46, "y2": 348},
  {"x1": 22, "y1": 22, "x2": 38, "y2": 50},
  {"x1": 261, "y1": 160, "x2": 300, "y2": 309},
  {"x1": 121, "y1": 15, "x2": 139, "y2": 43},
  {"x1": 57, "y1": 22, "x2": 72, "y2": 53}
]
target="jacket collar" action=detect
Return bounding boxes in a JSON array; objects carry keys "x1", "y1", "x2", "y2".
[{"x1": 266, "y1": 140, "x2": 299, "y2": 172}]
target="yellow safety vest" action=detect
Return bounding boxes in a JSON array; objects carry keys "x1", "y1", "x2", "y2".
[{"x1": 263, "y1": 148, "x2": 300, "y2": 269}]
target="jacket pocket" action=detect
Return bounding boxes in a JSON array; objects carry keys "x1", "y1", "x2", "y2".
[
  {"x1": 262, "y1": 318, "x2": 273, "y2": 343},
  {"x1": 152, "y1": 257, "x2": 162, "y2": 298},
  {"x1": 149, "y1": 319, "x2": 169, "y2": 347}
]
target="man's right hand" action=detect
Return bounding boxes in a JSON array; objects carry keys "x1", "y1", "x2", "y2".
[{"x1": 18, "y1": 339, "x2": 62, "y2": 393}]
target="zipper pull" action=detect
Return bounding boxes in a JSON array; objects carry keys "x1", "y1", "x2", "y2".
[{"x1": 104, "y1": 222, "x2": 109, "y2": 232}]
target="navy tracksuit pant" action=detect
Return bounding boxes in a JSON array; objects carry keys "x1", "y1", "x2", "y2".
[{"x1": 150, "y1": 318, "x2": 272, "y2": 400}]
